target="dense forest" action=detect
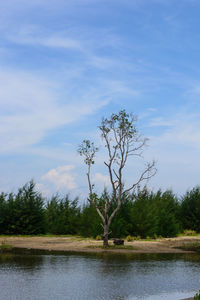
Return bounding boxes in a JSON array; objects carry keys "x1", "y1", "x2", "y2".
[{"x1": 0, "y1": 181, "x2": 200, "y2": 238}]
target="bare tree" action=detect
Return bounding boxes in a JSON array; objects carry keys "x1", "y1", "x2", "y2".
[{"x1": 78, "y1": 110, "x2": 156, "y2": 247}]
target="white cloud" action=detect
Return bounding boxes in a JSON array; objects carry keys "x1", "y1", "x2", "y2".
[
  {"x1": 35, "y1": 183, "x2": 51, "y2": 197},
  {"x1": 42, "y1": 165, "x2": 77, "y2": 190},
  {"x1": 93, "y1": 172, "x2": 110, "y2": 187}
]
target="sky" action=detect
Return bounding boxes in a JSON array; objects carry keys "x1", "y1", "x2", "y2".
[{"x1": 1, "y1": 0, "x2": 200, "y2": 200}]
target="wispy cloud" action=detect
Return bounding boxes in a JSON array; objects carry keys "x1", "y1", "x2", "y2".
[
  {"x1": 149, "y1": 117, "x2": 174, "y2": 127},
  {"x1": 42, "y1": 165, "x2": 77, "y2": 190},
  {"x1": 149, "y1": 112, "x2": 200, "y2": 150},
  {"x1": 0, "y1": 0, "x2": 200, "y2": 197},
  {"x1": 145, "y1": 110, "x2": 200, "y2": 192},
  {"x1": 0, "y1": 68, "x2": 108, "y2": 153},
  {"x1": 6, "y1": 25, "x2": 83, "y2": 51},
  {"x1": 93, "y1": 172, "x2": 110, "y2": 188}
]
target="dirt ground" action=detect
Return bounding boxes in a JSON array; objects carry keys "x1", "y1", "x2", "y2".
[{"x1": 0, "y1": 235, "x2": 200, "y2": 254}]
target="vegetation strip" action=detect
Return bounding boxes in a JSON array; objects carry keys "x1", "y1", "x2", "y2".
[
  {"x1": 0, "y1": 241, "x2": 13, "y2": 252},
  {"x1": 1, "y1": 181, "x2": 200, "y2": 241},
  {"x1": 175, "y1": 242, "x2": 200, "y2": 252},
  {"x1": 87, "y1": 245, "x2": 136, "y2": 250}
]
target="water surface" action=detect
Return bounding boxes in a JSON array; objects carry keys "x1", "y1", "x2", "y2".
[{"x1": 0, "y1": 250, "x2": 199, "y2": 299}]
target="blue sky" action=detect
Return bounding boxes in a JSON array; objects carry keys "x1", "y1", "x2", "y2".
[{"x1": 1, "y1": 0, "x2": 200, "y2": 199}]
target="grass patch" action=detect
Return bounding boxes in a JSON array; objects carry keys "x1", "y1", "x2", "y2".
[
  {"x1": 87, "y1": 244, "x2": 136, "y2": 250},
  {"x1": 142, "y1": 237, "x2": 157, "y2": 242},
  {"x1": 126, "y1": 236, "x2": 162, "y2": 242},
  {"x1": 0, "y1": 234, "x2": 90, "y2": 238},
  {"x1": 183, "y1": 229, "x2": 198, "y2": 236},
  {"x1": 177, "y1": 231, "x2": 200, "y2": 237},
  {"x1": 0, "y1": 241, "x2": 13, "y2": 252},
  {"x1": 0, "y1": 234, "x2": 75, "y2": 238},
  {"x1": 175, "y1": 241, "x2": 200, "y2": 252},
  {"x1": 69, "y1": 236, "x2": 93, "y2": 242}
]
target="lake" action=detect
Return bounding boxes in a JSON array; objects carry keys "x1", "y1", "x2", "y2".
[{"x1": 0, "y1": 250, "x2": 199, "y2": 299}]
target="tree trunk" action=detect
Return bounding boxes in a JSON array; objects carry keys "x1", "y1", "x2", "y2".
[{"x1": 103, "y1": 224, "x2": 109, "y2": 247}]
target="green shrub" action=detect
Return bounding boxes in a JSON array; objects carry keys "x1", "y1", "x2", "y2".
[
  {"x1": 0, "y1": 241, "x2": 13, "y2": 251},
  {"x1": 183, "y1": 229, "x2": 197, "y2": 236},
  {"x1": 177, "y1": 242, "x2": 200, "y2": 252},
  {"x1": 194, "y1": 290, "x2": 200, "y2": 300},
  {"x1": 96, "y1": 235, "x2": 102, "y2": 240},
  {"x1": 126, "y1": 235, "x2": 134, "y2": 242}
]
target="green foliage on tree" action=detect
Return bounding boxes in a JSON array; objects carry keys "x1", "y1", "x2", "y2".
[
  {"x1": 0, "y1": 193, "x2": 8, "y2": 234},
  {"x1": 130, "y1": 188, "x2": 180, "y2": 238},
  {"x1": 80, "y1": 203, "x2": 102, "y2": 237},
  {"x1": 180, "y1": 186, "x2": 200, "y2": 232},
  {"x1": 1, "y1": 180, "x2": 200, "y2": 238},
  {"x1": 0, "y1": 181, "x2": 46, "y2": 234},
  {"x1": 78, "y1": 188, "x2": 180, "y2": 239},
  {"x1": 46, "y1": 194, "x2": 81, "y2": 235}
]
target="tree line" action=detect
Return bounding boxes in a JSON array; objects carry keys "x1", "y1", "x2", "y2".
[{"x1": 0, "y1": 180, "x2": 200, "y2": 238}]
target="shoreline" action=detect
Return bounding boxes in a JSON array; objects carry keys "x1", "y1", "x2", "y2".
[{"x1": 0, "y1": 235, "x2": 199, "y2": 254}]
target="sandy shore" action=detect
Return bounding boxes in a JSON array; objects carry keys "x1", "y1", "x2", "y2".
[{"x1": 0, "y1": 235, "x2": 200, "y2": 254}]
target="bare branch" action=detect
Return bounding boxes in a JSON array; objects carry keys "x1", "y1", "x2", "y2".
[
  {"x1": 113, "y1": 169, "x2": 120, "y2": 180},
  {"x1": 123, "y1": 161, "x2": 157, "y2": 194}
]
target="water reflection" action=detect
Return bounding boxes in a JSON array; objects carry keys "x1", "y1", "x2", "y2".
[
  {"x1": 0, "y1": 252, "x2": 44, "y2": 273},
  {"x1": 0, "y1": 250, "x2": 199, "y2": 300}
]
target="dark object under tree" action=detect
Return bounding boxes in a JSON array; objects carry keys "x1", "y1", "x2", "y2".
[{"x1": 113, "y1": 239, "x2": 124, "y2": 245}]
